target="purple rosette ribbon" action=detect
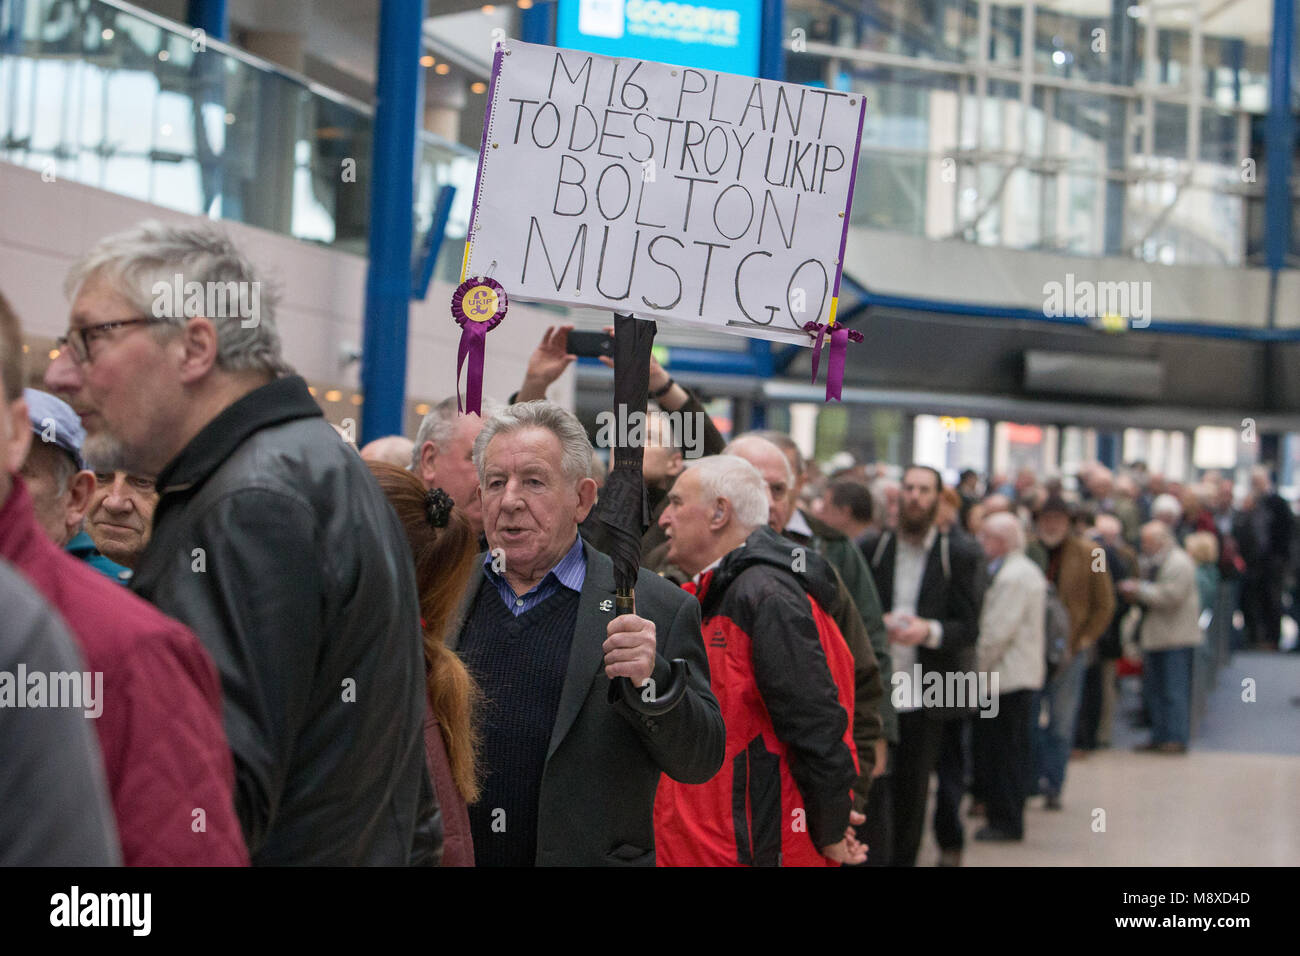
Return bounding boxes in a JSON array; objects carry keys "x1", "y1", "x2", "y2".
[
  {"x1": 802, "y1": 320, "x2": 864, "y2": 402},
  {"x1": 451, "y1": 277, "x2": 507, "y2": 415}
]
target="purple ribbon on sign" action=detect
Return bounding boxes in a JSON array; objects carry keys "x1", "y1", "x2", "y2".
[
  {"x1": 451, "y1": 277, "x2": 507, "y2": 416},
  {"x1": 803, "y1": 320, "x2": 863, "y2": 402},
  {"x1": 456, "y1": 322, "x2": 489, "y2": 415}
]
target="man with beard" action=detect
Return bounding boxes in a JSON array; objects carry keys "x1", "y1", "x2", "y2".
[
  {"x1": 1026, "y1": 496, "x2": 1114, "y2": 808},
  {"x1": 860, "y1": 465, "x2": 983, "y2": 866}
]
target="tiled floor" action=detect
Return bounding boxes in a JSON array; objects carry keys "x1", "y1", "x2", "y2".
[{"x1": 914, "y1": 651, "x2": 1300, "y2": 866}]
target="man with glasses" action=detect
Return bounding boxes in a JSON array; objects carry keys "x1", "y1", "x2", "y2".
[
  {"x1": 1, "y1": 290, "x2": 246, "y2": 866},
  {"x1": 44, "y1": 220, "x2": 442, "y2": 866}
]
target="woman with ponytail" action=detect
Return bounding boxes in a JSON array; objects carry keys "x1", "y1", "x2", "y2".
[{"x1": 367, "y1": 460, "x2": 482, "y2": 866}]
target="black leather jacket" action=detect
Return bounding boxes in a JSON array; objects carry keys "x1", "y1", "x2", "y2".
[{"x1": 132, "y1": 376, "x2": 441, "y2": 865}]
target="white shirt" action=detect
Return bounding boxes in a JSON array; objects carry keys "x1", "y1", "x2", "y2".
[
  {"x1": 890, "y1": 527, "x2": 944, "y2": 712},
  {"x1": 784, "y1": 509, "x2": 814, "y2": 540}
]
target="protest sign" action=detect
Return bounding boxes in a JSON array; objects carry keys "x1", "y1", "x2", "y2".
[{"x1": 462, "y1": 40, "x2": 865, "y2": 345}]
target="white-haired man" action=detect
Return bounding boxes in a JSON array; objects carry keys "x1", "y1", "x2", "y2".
[
  {"x1": 43, "y1": 220, "x2": 440, "y2": 865},
  {"x1": 723, "y1": 434, "x2": 889, "y2": 823},
  {"x1": 360, "y1": 434, "x2": 414, "y2": 468},
  {"x1": 972, "y1": 512, "x2": 1045, "y2": 842},
  {"x1": 411, "y1": 396, "x2": 502, "y2": 541},
  {"x1": 448, "y1": 400, "x2": 723, "y2": 866},
  {"x1": 655, "y1": 454, "x2": 866, "y2": 867},
  {"x1": 1118, "y1": 521, "x2": 1202, "y2": 753},
  {"x1": 1236, "y1": 466, "x2": 1293, "y2": 651}
]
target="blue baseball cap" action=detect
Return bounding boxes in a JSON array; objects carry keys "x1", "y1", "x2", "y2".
[{"x1": 24, "y1": 388, "x2": 86, "y2": 471}]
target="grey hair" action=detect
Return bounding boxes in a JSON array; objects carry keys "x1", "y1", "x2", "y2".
[
  {"x1": 723, "y1": 435, "x2": 795, "y2": 488},
  {"x1": 1151, "y1": 493, "x2": 1183, "y2": 523},
  {"x1": 687, "y1": 455, "x2": 770, "y2": 530},
  {"x1": 64, "y1": 220, "x2": 289, "y2": 376},
  {"x1": 473, "y1": 400, "x2": 593, "y2": 484},
  {"x1": 411, "y1": 395, "x2": 505, "y2": 470},
  {"x1": 982, "y1": 511, "x2": 1025, "y2": 551}
]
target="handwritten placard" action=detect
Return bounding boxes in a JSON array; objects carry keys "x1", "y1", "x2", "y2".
[{"x1": 464, "y1": 40, "x2": 865, "y2": 344}]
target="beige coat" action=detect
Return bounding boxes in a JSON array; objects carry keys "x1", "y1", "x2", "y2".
[
  {"x1": 977, "y1": 550, "x2": 1047, "y2": 694},
  {"x1": 1135, "y1": 546, "x2": 1203, "y2": 652}
]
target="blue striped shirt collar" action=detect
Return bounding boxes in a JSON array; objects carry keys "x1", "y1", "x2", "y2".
[{"x1": 484, "y1": 533, "x2": 587, "y2": 615}]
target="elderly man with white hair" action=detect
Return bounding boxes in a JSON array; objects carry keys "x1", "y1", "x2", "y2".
[
  {"x1": 971, "y1": 512, "x2": 1046, "y2": 843},
  {"x1": 447, "y1": 400, "x2": 722, "y2": 867},
  {"x1": 654, "y1": 454, "x2": 865, "y2": 867},
  {"x1": 411, "y1": 396, "x2": 503, "y2": 541},
  {"x1": 43, "y1": 220, "x2": 440, "y2": 865},
  {"x1": 1151, "y1": 493, "x2": 1184, "y2": 530},
  {"x1": 1119, "y1": 521, "x2": 1203, "y2": 753}
]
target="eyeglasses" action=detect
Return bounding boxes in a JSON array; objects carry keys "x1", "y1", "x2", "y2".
[{"x1": 55, "y1": 317, "x2": 172, "y2": 364}]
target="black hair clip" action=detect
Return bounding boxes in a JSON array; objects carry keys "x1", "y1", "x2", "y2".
[{"x1": 424, "y1": 487, "x2": 453, "y2": 528}]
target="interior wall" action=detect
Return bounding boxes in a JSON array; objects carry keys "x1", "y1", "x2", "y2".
[{"x1": 0, "y1": 161, "x2": 574, "y2": 430}]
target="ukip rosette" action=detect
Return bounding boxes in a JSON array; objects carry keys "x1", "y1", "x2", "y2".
[{"x1": 451, "y1": 275, "x2": 507, "y2": 415}]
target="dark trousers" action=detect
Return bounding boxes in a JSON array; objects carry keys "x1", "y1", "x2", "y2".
[
  {"x1": 860, "y1": 762, "x2": 893, "y2": 868},
  {"x1": 891, "y1": 710, "x2": 945, "y2": 867},
  {"x1": 933, "y1": 717, "x2": 970, "y2": 852},
  {"x1": 972, "y1": 690, "x2": 1035, "y2": 839},
  {"x1": 1075, "y1": 651, "x2": 1102, "y2": 750},
  {"x1": 1242, "y1": 565, "x2": 1284, "y2": 648}
]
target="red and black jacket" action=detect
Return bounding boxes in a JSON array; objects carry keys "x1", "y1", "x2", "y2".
[{"x1": 655, "y1": 526, "x2": 858, "y2": 867}]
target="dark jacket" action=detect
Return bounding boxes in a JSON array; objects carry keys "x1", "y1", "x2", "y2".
[
  {"x1": 0, "y1": 557, "x2": 121, "y2": 866},
  {"x1": 130, "y1": 375, "x2": 440, "y2": 866},
  {"x1": 861, "y1": 526, "x2": 984, "y2": 720},
  {"x1": 790, "y1": 508, "x2": 895, "y2": 745},
  {"x1": 0, "y1": 480, "x2": 246, "y2": 866},
  {"x1": 449, "y1": 539, "x2": 724, "y2": 866},
  {"x1": 655, "y1": 525, "x2": 858, "y2": 866},
  {"x1": 1235, "y1": 492, "x2": 1294, "y2": 568}
]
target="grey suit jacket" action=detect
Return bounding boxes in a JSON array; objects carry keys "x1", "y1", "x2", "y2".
[{"x1": 449, "y1": 537, "x2": 725, "y2": 866}]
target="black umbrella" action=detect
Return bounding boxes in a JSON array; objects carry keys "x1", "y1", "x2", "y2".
[{"x1": 601, "y1": 311, "x2": 689, "y2": 715}]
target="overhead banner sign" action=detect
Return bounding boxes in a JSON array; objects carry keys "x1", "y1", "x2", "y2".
[
  {"x1": 463, "y1": 40, "x2": 866, "y2": 345},
  {"x1": 556, "y1": 0, "x2": 763, "y2": 77}
]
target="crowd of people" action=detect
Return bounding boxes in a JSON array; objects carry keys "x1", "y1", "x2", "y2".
[{"x1": 1, "y1": 219, "x2": 1289, "y2": 867}]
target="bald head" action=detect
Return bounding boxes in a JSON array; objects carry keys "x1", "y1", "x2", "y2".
[
  {"x1": 360, "y1": 435, "x2": 415, "y2": 468},
  {"x1": 1140, "y1": 519, "x2": 1172, "y2": 556},
  {"x1": 1094, "y1": 513, "x2": 1122, "y2": 543},
  {"x1": 982, "y1": 493, "x2": 1012, "y2": 515},
  {"x1": 723, "y1": 435, "x2": 796, "y2": 531}
]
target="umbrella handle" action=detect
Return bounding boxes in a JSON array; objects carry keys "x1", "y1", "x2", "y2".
[
  {"x1": 609, "y1": 587, "x2": 691, "y2": 715},
  {"x1": 611, "y1": 660, "x2": 692, "y2": 716}
]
